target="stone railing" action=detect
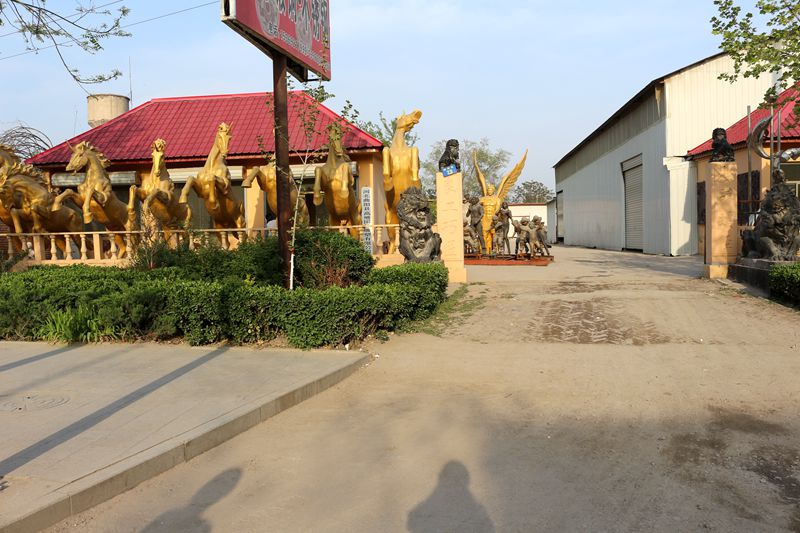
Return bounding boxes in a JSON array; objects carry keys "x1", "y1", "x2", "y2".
[{"x1": 4, "y1": 224, "x2": 402, "y2": 267}]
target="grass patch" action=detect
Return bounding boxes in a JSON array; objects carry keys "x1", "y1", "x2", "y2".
[{"x1": 406, "y1": 284, "x2": 487, "y2": 337}]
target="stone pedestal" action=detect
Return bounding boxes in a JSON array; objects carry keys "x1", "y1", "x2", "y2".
[
  {"x1": 436, "y1": 171, "x2": 468, "y2": 283},
  {"x1": 704, "y1": 162, "x2": 738, "y2": 279},
  {"x1": 730, "y1": 258, "x2": 797, "y2": 293}
]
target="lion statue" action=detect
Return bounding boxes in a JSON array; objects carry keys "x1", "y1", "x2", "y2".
[{"x1": 396, "y1": 187, "x2": 442, "y2": 263}]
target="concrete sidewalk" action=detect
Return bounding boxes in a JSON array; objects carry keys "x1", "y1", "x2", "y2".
[{"x1": 0, "y1": 342, "x2": 369, "y2": 533}]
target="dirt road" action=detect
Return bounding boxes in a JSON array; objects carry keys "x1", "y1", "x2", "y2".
[{"x1": 47, "y1": 247, "x2": 800, "y2": 532}]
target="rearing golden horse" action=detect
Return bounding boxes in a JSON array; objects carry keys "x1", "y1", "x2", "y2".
[
  {"x1": 383, "y1": 110, "x2": 422, "y2": 253},
  {"x1": 313, "y1": 125, "x2": 361, "y2": 239},
  {"x1": 130, "y1": 139, "x2": 191, "y2": 242},
  {"x1": 179, "y1": 123, "x2": 245, "y2": 232},
  {"x1": 0, "y1": 144, "x2": 83, "y2": 254},
  {"x1": 53, "y1": 141, "x2": 136, "y2": 257}
]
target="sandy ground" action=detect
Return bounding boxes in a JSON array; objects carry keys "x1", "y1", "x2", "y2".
[{"x1": 45, "y1": 246, "x2": 800, "y2": 533}]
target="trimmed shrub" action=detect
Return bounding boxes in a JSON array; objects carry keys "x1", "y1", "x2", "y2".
[
  {"x1": 225, "y1": 284, "x2": 285, "y2": 344},
  {"x1": 769, "y1": 262, "x2": 800, "y2": 304},
  {"x1": 367, "y1": 262, "x2": 449, "y2": 318},
  {"x1": 0, "y1": 250, "x2": 448, "y2": 347},
  {"x1": 293, "y1": 230, "x2": 375, "y2": 289},
  {"x1": 130, "y1": 235, "x2": 283, "y2": 285}
]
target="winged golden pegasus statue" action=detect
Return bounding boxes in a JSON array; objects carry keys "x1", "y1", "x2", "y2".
[{"x1": 474, "y1": 149, "x2": 528, "y2": 254}]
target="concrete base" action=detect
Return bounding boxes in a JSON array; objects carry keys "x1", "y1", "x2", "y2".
[
  {"x1": 0, "y1": 343, "x2": 369, "y2": 533},
  {"x1": 705, "y1": 264, "x2": 729, "y2": 279},
  {"x1": 728, "y1": 258, "x2": 798, "y2": 293},
  {"x1": 446, "y1": 264, "x2": 468, "y2": 283}
]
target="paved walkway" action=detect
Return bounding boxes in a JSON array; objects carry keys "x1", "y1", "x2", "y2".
[
  {"x1": 0, "y1": 343, "x2": 368, "y2": 533},
  {"x1": 20, "y1": 246, "x2": 800, "y2": 532}
]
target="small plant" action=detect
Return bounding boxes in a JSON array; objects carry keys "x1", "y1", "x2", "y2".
[
  {"x1": 38, "y1": 305, "x2": 120, "y2": 343},
  {"x1": 294, "y1": 230, "x2": 375, "y2": 289}
]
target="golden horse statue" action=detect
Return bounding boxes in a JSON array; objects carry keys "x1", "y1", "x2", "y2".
[
  {"x1": 474, "y1": 149, "x2": 528, "y2": 254},
  {"x1": 382, "y1": 110, "x2": 422, "y2": 252},
  {"x1": 0, "y1": 144, "x2": 34, "y2": 249},
  {"x1": 242, "y1": 162, "x2": 310, "y2": 226},
  {"x1": 0, "y1": 145, "x2": 83, "y2": 255},
  {"x1": 52, "y1": 141, "x2": 137, "y2": 257},
  {"x1": 313, "y1": 125, "x2": 361, "y2": 239},
  {"x1": 130, "y1": 139, "x2": 191, "y2": 242},
  {"x1": 179, "y1": 123, "x2": 245, "y2": 233}
]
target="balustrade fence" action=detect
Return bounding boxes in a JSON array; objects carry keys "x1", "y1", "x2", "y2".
[{"x1": 3, "y1": 224, "x2": 401, "y2": 266}]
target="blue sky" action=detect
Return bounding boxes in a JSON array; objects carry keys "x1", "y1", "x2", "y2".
[{"x1": 0, "y1": 1, "x2": 755, "y2": 188}]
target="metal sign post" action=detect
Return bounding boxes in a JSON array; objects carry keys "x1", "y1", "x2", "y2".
[{"x1": 222, "y1": 0, "x2": 331, "y2": 288}]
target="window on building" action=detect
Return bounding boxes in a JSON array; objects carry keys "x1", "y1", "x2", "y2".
[
  {"x1": 782, "y1": 163, "x2": 800, "y2": 198},
  {"x1": 737, "y1": 171, "x2": 760, "y2": 225}
]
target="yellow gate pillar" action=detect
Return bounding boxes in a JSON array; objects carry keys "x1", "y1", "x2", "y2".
[
  {"x1": 436, "y1": 171, "x2": 467, "y2": 283},
  {"x1": 705, "y1": 161, "x2": 738, "y2": 279}
]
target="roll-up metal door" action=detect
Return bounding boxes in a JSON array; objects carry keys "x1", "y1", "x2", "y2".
[
  {"x1": 556, "y1": 191, "x2": 564, "y2": 240},
  {"x1": 622, "y1": 156, "x2": 643, "y2": 250}
]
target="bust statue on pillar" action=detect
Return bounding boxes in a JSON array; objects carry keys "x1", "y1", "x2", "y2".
[
  {"x1": 705, "y1": 127, "x2": 739, "y2": 278},
  {"x1": 434, "y1": 140, "x2": 467, "y2": 282}
]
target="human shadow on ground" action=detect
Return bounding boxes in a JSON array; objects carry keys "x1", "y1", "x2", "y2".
[
  {"x1": 407, "y1": 461, "x2": 495, "y2": 533},
  {"x1": 139, "y1": 468, "x2": 242, "y2": 533},
  {"x1": 0, "y1": 344, "x2": 78, "y2": 373},
  {"x1": 0, "y1": 347, "x2": 229, "y2": 476}
]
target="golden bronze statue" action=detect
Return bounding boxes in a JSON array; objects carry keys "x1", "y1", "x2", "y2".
[
  {"x1": 313, "y1": 125, "x2": 361, "y2": 238},
  {"x1": 52, "y1": 141, "x2": 137, "y2": 257},
  {"x1": 382, "y1": 110, "x2": 422, "y2": 252},
  {"x1": 474, "y1": 149, "x2": 528, "y2": 254},
  {"x1": 130, "y1": 139, "x2": 191, "y2": 242},
  {"x1": 0, "y1": 144, "x2": 34, "y2": 249},
  {"x1": 179, "y1": 123, "x2": 245, "y2": 232},
  {"x1": 0, "y1": 144, "x2": 83, "y2": 255},
  {"x1": 242, "y1": 162, "x2": 310, "y2": 226}
]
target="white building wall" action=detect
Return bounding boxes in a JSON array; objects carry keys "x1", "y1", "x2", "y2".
[
  {"x1": 508, "y1": 204, "x2": 548, "y2": 227},
  {"x1": 546, "y1": 200, "x2": 557, "y2": 243},
  {"x1": 664, "y1": 55, "x2": 773, "y2": 157},
  {"x1": 665, "y1": 157, "x2": 699, "y2": 256},
  {"x1": 559, "y1": 120, "x2": 668, "y2": 252}
]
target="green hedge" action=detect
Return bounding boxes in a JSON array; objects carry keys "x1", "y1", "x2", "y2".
[
  {"x1": 0, "y1": 262, "x2": 449, "y2": 348},
  {"x1": 130, "y1": 231, "x2": 375, "y2": 288},
  {"x1": 769, "y1": 262, "x2": 800, "y2": 304},
  {"x1": 367, "y1": 262, "x2": 449, "y2": 319}
]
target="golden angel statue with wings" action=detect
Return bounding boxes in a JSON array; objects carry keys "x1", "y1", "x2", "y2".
[{"x1": 473, "y1": 149, "x2": 528, "y2": 254}]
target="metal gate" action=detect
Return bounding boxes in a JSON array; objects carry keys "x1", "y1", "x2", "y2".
[
  {"x1": 556, "y1": 191, "x2": 564, "y2": 241},
  {"x1": 622, "y1": 156, "x2": 643, "y2": 250}
]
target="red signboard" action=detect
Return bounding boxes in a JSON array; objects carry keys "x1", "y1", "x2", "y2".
[{"x1": 222, "y1": 0, "x2": 331, "y2": 81}]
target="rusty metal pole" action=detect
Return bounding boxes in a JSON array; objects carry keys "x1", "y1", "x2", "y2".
[{"x1": 273, "y1": 53, "x2": 292, "y2": 288}]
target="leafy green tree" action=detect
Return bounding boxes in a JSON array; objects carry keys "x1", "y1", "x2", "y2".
[
  {"x1": 508, "y1": 181, "x2": 554, "y2": 203},
  {"x1": 712, "y1": 0, "x2": 800, "y2": 107},
  {"x1": 0, "y1": 0, "x2": 129, "y2": 85},
  {"x1": 420, "y1": 138, "x2": 511, "y2": 199}
]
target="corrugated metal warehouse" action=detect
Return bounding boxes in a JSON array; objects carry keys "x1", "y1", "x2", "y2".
[{"x1": 553, "y1": 53, "x2": 773, "y2": 256}]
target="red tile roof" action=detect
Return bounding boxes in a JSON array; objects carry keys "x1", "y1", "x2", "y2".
[
  {"x1": 30, "y1": 92, "x2": 383, "y2": 166},
  {"x1": 687, "y1": 86, "x2": 800, "y2": 157}
]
